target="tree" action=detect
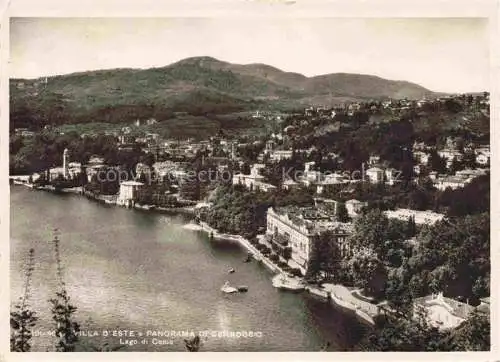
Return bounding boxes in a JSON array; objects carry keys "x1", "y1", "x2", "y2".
[
  {"x1": 451, "y1": 310, "x2": 490, "y2": 350},
  {"x1": 407, "y1": 189, "x2": 429, "y2": 210},
  {"x1": 305, "y1": 242, "x2": 322, "y2": 282},
  {"x1": 359, "y1": 306, "x2": 454, "y2": 351},
  {"x1": 444, "y1": 99, "x2": 463, "y2": 113},
  {"x1": 428, "y1": 151, "x2": 446, "y2": 174},
  {"x1": 305, "y1": 230, "x2": 340, "y2": 282},
  {"x1": 179, "y1": 177, "x2": 200, "y2": 201},
  {"x1": 282, "y1": 247, "x2": 292, "y2": 261},
  {"x1": 449, "y1": 157, "x2": 464, "y2": 174},
  {"x1": 349, "y1": 250, "x2": 387, "y2": 298},
  {"x1": 408, "y1": 213, "x2": 489, "y2": 303},
  {"x1": 407, "y1": 215, "x2": 417, "y2": 237},
  {"x1": 140, "y1": 153, "x2": 155, "y2": 168},
  {"x1": 336, "y1": 202, "x2": 350, "y2": 223},
  {"x1": 137, "y1": 187, "x2": 153, "y2": 205},
  {"x1": 348, "y1": 209, "x2": 389, "y2": 257},
  {"x1": 79, "y1": 166, "x2": 88, "y2": 187},
  {"x1": 137, "y1": 172, "x2": 148, "y2": 184},
  {"x1": 441, "y1": 174, "x2": 489, "y2": 217},
  {"x1": 384, "y1": 267, "x2": 412, "y2": 313},
  {"x1": 11, "y1": 248, "x2": 37, "y2": 352},
  {"x1": 429, "y1": 264, "x2": 455, "y2": 294},
  {"x1": 386, "y1": 248, "x2": 404, "y2": 268},
  {"x1": 84, "y1": 168, "x2": 119, "y2": 196},
  {"x1": 462, "y1": 152, "x2": 476, "y2": 169},
  {"x1": 49, "y1": 233, "x2": 80, "y2": 352},
  {"x1": 408, "y1": 274, "x2": 427, "y2": 299}
]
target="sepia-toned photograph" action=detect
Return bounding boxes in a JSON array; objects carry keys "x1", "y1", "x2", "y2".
[{"x1": 8, "y1": 17, "x2": 491, "y2": 352}]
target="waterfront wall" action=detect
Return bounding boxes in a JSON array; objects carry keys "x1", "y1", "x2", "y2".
[
  {"x1": 329, "y1": 288, "x2": 376, "y2": 326},
  {"x1": 304, "y1": 284, "x2": 376, "y2": 327},
  {"x1": 18, "y1": 182, "x2": 376, "y2": 328},
  {"x1": 192, "y1": 220, "x2": 377, "y2": 327},
  {"x1": 305, "y1": 286, "x2": 329, "y2": 299},
  {"x1": 355, "y1": 309, "x2": 375, "y2": 326}
]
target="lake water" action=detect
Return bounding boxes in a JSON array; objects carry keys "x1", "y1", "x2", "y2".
[{"x1": 10, "y1": 186, "x2": 366, "y2": 351}]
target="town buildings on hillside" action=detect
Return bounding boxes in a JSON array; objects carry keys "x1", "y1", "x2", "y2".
[{"x1": 233, "y1": 164, "x2": 277, "y2": 192}]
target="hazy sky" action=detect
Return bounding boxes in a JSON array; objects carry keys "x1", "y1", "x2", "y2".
[{"x1": 10, "y1": 17, "x2": 489, "y2": 93}]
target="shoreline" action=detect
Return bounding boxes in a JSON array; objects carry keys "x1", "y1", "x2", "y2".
[
  {"x1": 182, "y1": 221, "x2": 377, "y2": 327},
  {"x1": 11, "y1": 184, "x2": 197, "y2": 215},
  {"x1": 183, "y1": 221, "x2": 283, "y2": 274},
  {"x1": 12, "y1": 183, "x2": 376, "y2": 327}
]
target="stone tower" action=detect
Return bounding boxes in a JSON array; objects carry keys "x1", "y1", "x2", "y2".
[
  {"x1": 63, "y1": 148, "x2": 70, "y2": 179},
  {"x1": 231, "y1": 142, "x2": 236, "y2": 159}
]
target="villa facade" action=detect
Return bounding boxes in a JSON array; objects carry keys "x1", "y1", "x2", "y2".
[
  {"x1": 232, "y1": 164, "x2": 277, "y2": 192},
  {"x1": 413, "y1": 292, "x2": 475, "y2": 330},
  {"x1": 117, "y1": 180, "x2": 145, "y2": 207},
  {"x1": 266, "y1": 207, "x2": 352, "y2": 275}
]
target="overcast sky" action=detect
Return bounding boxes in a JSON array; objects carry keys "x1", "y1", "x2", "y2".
[{"x1": 10, "y1": 17, "x2": 489, "y2": 93}]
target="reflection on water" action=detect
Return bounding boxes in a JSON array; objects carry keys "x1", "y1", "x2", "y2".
[{"x1": 10, "y1": 187, "x2": 366, "y2": 351}]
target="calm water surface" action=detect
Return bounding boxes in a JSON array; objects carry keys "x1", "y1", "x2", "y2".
[{"x1": 10, "y1": 186, "x2": 366, "y2": 351}]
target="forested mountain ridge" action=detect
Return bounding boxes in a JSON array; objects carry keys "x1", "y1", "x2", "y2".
[{"x1": 10, "y1": 56, "x2": 435, "y2": 129}]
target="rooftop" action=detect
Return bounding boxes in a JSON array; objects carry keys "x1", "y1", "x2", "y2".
[
  {"x1": 270, "y1": 206, "x2": 352, "y2": 234},
  {"x1": 415, "y1": 293, "x2": 474, "y2": 323},
  {"x1": 384, "y1": 208, "x2": 445, "y2": 225},
  {"x1": 435, "y1": 175, "x2": 470, "y2": 184},
  {"x1": 121, "y1": 180, "x2": 145, "y2": 186},
  {"x1": 456, "y1": 168, "x2": 487, "y2": 177},
  {"x1": 234, "y1": 173, "x2": 265, "y2": 180},
  {"x1": 89, "y1": 155, "x2": 105, "y2": 164},
  {"x1": 346, "y1": 199, "x2": 364, "y2": 205}
]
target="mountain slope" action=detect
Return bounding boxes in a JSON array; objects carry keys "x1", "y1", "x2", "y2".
[{"x1": 10, "y1": 56, "x2": 435, "y2": 129}]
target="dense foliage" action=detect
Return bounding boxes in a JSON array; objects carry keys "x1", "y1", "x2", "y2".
[
  {"x1": 305, "y1": 230, "x2": 341, "y2": 281},
  {"x1": 359, "y1": 307, "x2": 490, "y2": 351},
  {"x1": 201, "y1": 184, "x2": 314, "y2": 239},
  {"x1": 10, "y1": 249, "x2": 37, "y2": 352},
  {"x1": 406, "y1": 213, "x2": 490, "y2": 303},
  {"x1": 10, "y1": 131, "x2": 138, "y2": 175},
  {"x1": 340, "y1": 210, "x2": 490, "y2": 306}
]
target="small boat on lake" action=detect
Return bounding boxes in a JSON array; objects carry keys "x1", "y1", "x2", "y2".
[
  {"x1": 221, "y1": 281, "x2": 238, "y2": 294},
  {"x1": 272, "y1": 273, "x2": 305, "y2": 292}
]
